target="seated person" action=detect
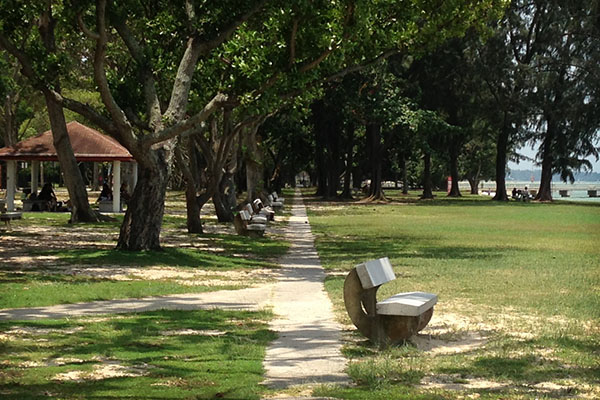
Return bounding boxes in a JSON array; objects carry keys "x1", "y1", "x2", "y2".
[
  {"x1": 98, "y1": 183, "x2": 113, "y2": 202},
  {"x1": 120, "y1": 182, "x2": 131, "y2": 204},
  {"x1": 37, "y1": 183, "x2": 58, "y2": 211}
]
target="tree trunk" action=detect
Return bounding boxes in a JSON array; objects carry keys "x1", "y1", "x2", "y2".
[
  {"x1": 492, "y1": 118, "x2": 509, "y2": 201},
  {"x1": 340, "y1": 122, "x2": 355, "y2": 199},
  {"x1": 175, "y1": 136, "x2": 204, "y2": 233},
  {"x1": 448, "y1": 145, "x2": 461, "y2": 197},
  {"x1": 117, "y1": 155, "x2": 168, "y2": 250},
  {"x1": 536, "y1": 113, "x2": 555, "y2": 201},
  {"x1": 468, "y1": 178, "x2": 480, "y2": 194},
  {"x1": 38, "y1": 5, "x2": 101, "y2": 223},
  {"x1": 3, "y1": 93, "x2": 17, "y2": 146},
  {"x1": 421, "y1": 152, "x2": 434, "y2": 199},
  {"x1": 244, "y1": 125, "x2": 264, "y2": 202},
  {"x1": 366, "y1": 123, "x2": 386, "y2": 201},
  {"x1": 213, "y1": 173, "x2": 236, "y2": 222},
  {"x1": 401, "y1": 155, "x2": 409, "y2": 195},
  {"x1": 43, "y1": 92, "x2": 102, "y2": 222}
]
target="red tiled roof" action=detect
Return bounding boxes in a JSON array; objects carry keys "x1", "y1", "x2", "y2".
[{"x1": 0, "y1": 121, "x2": 133, "y2": 162}]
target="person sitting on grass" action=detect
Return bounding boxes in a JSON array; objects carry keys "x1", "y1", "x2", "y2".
[{"x1": 37, "y1": 182, "x2": 57, "y2": 211}]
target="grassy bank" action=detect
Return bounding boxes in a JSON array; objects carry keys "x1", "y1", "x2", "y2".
[{"x1": 307, "y1": 192, "x2": 600, "y2": 399}]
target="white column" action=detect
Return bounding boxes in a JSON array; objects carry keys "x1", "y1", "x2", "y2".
[
  {"x1": 31, "y1": 160, "x2": 40, "y2": 195},
  {"x1": 132, "y1": 162, "x2": 138, "y2": 189},
  {"x1": 113, "y1": 160, "x2": 121, "y2": 212},
  {"x1": 6, "y1": 160, "x2": 16, "y2": 212}
]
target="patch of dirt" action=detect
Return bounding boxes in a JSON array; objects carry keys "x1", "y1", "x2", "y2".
[
  {"x1": 52, "y1": 358, "x2": 152, "y2": 382},
  {"x1": 0, "y1": 326, "x2": 84, "y2": 341},
  {"x1": 412, "y1": 312, "x2": 491, "y2": 355},
  {"x1": 419, "y1": 374, "x2": 509, "y2": 391},
  {"x1": 161, "y1": 329, "x2": 226, "y2": 336}
]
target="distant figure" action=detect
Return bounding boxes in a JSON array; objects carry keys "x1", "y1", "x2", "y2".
[
  {"x1": 98, "y1": 183, "x2": 113, "y2": 202},
  {"x1": 120, "y1": 182, "x2": 131, "y2": 204},
  {"x1": 511, "y1": 187, "x2": 517, "y2": 199},
  {"x1": 523, "y1": 186, "x2": 530, "y2": 201},
  {"x1": 38, "y1": 183, "x2": 57, "y2": 211}
]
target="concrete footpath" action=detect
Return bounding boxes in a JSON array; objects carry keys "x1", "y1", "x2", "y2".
[{"x1": 262, "y1": 190, "x2": 348, "y2": 388}]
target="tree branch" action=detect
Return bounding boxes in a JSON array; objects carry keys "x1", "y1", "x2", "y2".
[
  {"x1": 144, "y1": 92, "x2": 228, "y2": 148},
  {"x1": 113, "y1": 19, "x2": 162, "y2": 129},
  {"x1": 93, "y1": 0, "x2": 133, "y2": 135},
  {"x1": 164, "y1": 0, "x2": 268, "y2": 123}
]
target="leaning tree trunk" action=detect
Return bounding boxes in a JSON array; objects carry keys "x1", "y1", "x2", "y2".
[
  {"x1": 117, "y1": 150, "x2": 169, "y2": 250},
  {"x1": 38, "y1": 7, "x2": 101, "y2": 223},
  {"x1": 492, "y1": 118, "x2": 510, "y2": 201},
  {"x1": 43, "y1": 92, "x2": 102, "y2": 222},
  {"x1": 421, "y1": 152, "x2": 434, "y2": 199}
]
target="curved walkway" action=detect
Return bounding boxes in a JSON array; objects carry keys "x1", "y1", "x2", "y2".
[{"x1": 0, "y1": 190, "x2": 348, "y2": 390}]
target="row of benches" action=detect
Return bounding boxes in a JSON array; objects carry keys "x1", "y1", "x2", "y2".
[{"x1": 234, "y1": 192, "x2": 285, "y2": 237}]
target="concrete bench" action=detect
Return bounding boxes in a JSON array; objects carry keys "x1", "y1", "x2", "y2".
[
  {"x1": 344, "y1": 257, "x2": 437, "y2": 346},
  {"x1": 98, "y1": 200, "x2": 125, "y2": 213},
  {"x1": 243, "y1": 203, "x2": 268, "y2": 224},
  {"x1": 233, "y1": 210, "x2": 266, "y2": 238},
  {"x1": 268, "y1": 194, "x2": 283, "y2": 209},
  {"x1": 252, "y1": 199, "x2": 274, "y2": 221},
  {"x1": 1, "y1": 212, "x2": 22, "y2": 229},
  {"x1": 271, "y1": 191, "x2": 285, "y2": 205},
  {"x1": 23, "y1": 199, "x2": 51, "y2": 211}
]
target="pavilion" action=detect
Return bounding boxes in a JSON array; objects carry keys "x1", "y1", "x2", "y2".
[{"x1": 0, "y1": 121, "x2": 136, "y2": 213}]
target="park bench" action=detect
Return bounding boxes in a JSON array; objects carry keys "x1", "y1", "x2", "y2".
[
  {"x1": 271, "y1": 191, "x2": 285, "y2": 205},
  {"x1": 98, "y1": 200, "x2": 125, "y2": 213},
  {"x1": 252, "y1": 199, "x2": 275, "y2": 221},
  {"x1": 268, "y1": 194, "x2": 283, "y2": 209},
  {"x1": 1, "y1": 211, "x2": 22, "y2": 229},
  {"x1": 243, "y1": 203, "x2": 268, "y2": 224},
  {"x1": 233, "y1": 209, "x2": 266, "y2": 238},
  {"x1": 344, "y1": 257, "x2": 437, "y2": 346}
]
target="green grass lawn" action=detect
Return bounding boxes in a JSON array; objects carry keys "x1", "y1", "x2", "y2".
[
  {"x1": 0, "y1": 310, "x2": 275, "y2": 399},
  {"x1": 307, "y1": 192, "x2": 600, "y2": 399},
  {"x1": 1, "y1": 209, "x2": 289, "y2": 309}
]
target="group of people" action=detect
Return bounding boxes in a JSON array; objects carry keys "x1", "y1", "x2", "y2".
[
  {"x1": 512, "y1": 186, "x2": 534, "y2": 202},
  {"x1": 26, "y1": 181, "x2": 132, "y2": 213}
]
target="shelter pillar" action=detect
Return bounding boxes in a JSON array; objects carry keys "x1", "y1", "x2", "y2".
[
  {"x1": 31, "y1": 160, "x2": 40, "y2": 195},
  {"x1": 6, "y1": 160, "x2": 16, "y2": 212},
  {"x1": 113, "y1": 161, "x2": 121, "y2": 212}
]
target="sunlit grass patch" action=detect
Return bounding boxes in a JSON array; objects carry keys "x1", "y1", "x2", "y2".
[
  {"x1": 0, "y1": 309, "x2": 274, "y2": 399},
  {"x1": 309, "y1": 196, "x2": 600, "y2": 399}
]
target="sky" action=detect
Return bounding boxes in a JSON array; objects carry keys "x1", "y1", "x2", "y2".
[{"x1": 508, "y1": 143, "x2": 600, "y2": 173}]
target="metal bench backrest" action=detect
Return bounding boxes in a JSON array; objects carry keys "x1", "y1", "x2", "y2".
[{"x1": 355, "y1": 257, "x2": 396, "y2": 289}]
